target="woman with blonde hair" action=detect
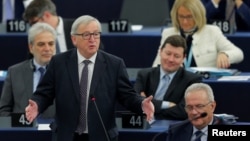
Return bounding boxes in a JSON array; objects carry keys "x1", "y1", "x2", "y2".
[{"x1": 152, "y1": 0, "x2": 243, "y2": 69}]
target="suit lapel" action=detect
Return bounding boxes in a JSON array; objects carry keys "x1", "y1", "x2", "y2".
[
  {"x1": 151, "y1": 67, "x2": 161, "y2": 96},
  {"x1": 23, "y1": 61, "x2": 34, "y2": 102},
  {"x1": 164, "y1": 68, "x2": 183, "y2": 98},
  {"x1": 66, "y1": 50, "x2": 81, "y2": 100},
  {"x1": 183, "y1": 124, "x2": 194, "y2": 140},
  {"x1": 89, "y1": 51, "x2": 106, "y2": 97}
]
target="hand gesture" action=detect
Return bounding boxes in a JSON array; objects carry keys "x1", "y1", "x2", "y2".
[
  {"x1": 25, "y1": 99, "x2": 39, "y2": 122},
  {"x1": 142, "y1": 95, "x2": 155, "y2": 121}
]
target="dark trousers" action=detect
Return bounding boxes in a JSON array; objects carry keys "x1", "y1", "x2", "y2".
[{"x1": 73, "y1": 133, "x2": 89, "y2": 141}]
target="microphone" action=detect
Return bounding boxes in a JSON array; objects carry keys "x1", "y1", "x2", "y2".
[
  {"x1": 192, "y1": 112, "x2": 207, "y2": 121},
  {"x1": 152, "y1": 112, "x2": 207, "y2": 141},
  {"x1": 90, "y1": 95, "x2": 111, "y2": 141}
]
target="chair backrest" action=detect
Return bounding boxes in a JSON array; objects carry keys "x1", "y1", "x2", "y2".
[{"x1": 120, "y1": 0, "x2": 171, "y2": 26}]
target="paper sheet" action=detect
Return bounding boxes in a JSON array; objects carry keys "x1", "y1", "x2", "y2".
[{"x1": 218, "y1": 76, "x2": 250, "y2": 81}]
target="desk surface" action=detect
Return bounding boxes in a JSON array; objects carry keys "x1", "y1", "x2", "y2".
[
  {"x1": 0, "y1": 119, "x2": 250, "y2": 141},
  {"x1": 0, "y1": 119, "x2": 173, "y2": 141}
]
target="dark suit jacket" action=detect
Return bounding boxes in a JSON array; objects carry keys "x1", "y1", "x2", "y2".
[
  {"x1": 167, "y1": 115, "x2": 231, "y2": 141},
  {"x1": 134, "y1": 66, "x2": 202, "y2": 120},
  {"x1": 32, "y1": 49, "x2": 144, "y2": 141},
  {"x1": 0, "y1": 59, "x2": 54, "y2": 118},
  {"x1": 15, "y1": 0, "x2": 25, "y2": 20},
  {"x1": 62, "y1": 18, "x2": 74, "y2": 50},
  {"x1": 202, "y1": 0, "x2": 250, "y2": 31}
]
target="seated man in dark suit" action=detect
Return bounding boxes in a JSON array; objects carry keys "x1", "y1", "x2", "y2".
[
  {"x1": 0, "y1": 22, "x2": 56, "y2": 118},
  {"x1": 134, "y1": 35, "x2": 202, "y2": 120},
  {"x1": 23, "y1": 0, "x2": 74, "y2": 53},
  {"x1": 167, "y1": 83, "x2": 231, "y2": 141},
  {"x1": 23, "y1": 0, "x2": 104, "y2": 53}
]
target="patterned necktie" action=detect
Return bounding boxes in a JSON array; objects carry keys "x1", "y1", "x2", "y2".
[
  {"x1": 154, "y1": 74, "x2": 170, "y2": 100},
  {"x1": 38, "y1": 67, "x2": 45, "y2": 82},
  {"x1": 194, "y1": 130, "x2": 203, "y2": 141},
  {"x1": 76, "y1": 60, "x2": 91, "y2": 134}
]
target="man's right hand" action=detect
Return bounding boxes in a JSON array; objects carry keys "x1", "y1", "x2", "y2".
[{"x1": 25, "y1": 99, "x2": 39, "y2": 122}]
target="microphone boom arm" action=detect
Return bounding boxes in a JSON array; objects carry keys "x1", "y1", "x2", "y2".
[{"x1": 91, "y1": 97, "x2": 111, "y2": 141}]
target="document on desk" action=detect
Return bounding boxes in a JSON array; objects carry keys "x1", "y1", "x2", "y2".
[
  {"x1": 218, "y1": 76, "x2": 250, "y2": 81},
  {"x1": 187, "y1": 67, "x2": 239, "y2": 76},
  {"x1": 38, "y1": 124, "x2": 51, "y2": 130}
]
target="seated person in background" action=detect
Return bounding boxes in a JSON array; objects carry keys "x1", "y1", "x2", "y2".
[
  {"x1": 23, "y1": 0, "x2": 75, "y2": 53},
  {"x1": 201, "y1": 0, "x2": 250, "y2": 32},
  {"x1": 167, "y1": 83, "x2": 231, "y2": 141},
  {"x1": 134, "y1": 35, "x2": 202, "y2": 120},
  {"x1": 152, "y1": 0, "x2": 244, "y2": 68},
  {"x1": 0, "y1": 22, "x2": 56, "y2": 118},
  {"x1": 23, "y1": 0, "x2": 104, "y2": 52}
]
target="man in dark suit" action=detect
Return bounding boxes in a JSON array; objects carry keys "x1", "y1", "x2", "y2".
[
  {"x1": 23, "y1": 0, "x2": 75, "y2": 53},
  {"x1": 134, "y1": 35, "x2": 202, "y2": 120},
  {"x1": 23, "y1": 0, "x2": 104, "y2": 53},
  {"x1": 167, "y1": 83, "x2": 231, "y2": 141},
  {"x1": 201, "y1": 0, "x2": 250, "y2": 32},
  {"x1": 0, "y1": 22, "x2": 56, "y2": 118},
  {"x1": 25, "y1": 15, "x2": 154, "y2": 141}
]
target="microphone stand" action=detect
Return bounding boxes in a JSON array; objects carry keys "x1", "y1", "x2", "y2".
[{"x1": 91, "y1": 97, "x2": 111, "y2": 141}]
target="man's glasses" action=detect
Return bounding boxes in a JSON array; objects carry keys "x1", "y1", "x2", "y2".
[
  {"x1": 185, "y1": 102, "x2": 211, "y2": 112},
  {"x1": 74, "y1": 32, "x2": 101, "y2": 40}
]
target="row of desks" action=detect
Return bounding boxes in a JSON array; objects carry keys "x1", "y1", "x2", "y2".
[
  {"x1": 1, "y1": 28, "x2": 250, "y2": 70},
  {"x1": 0, "y1": 119, "x2": 171, "y2": 141},
  {"x1": 1, "y1": 119, "x2": 250, "y2": 141},
  {"x1": 0, "y1": 28, "x2": 250, "y2": 122}
]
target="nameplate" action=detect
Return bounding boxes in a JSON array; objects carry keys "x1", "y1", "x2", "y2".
[
  {"x1": 211, "y1": 20, "x2": 231, "y2": 34},
  {"x1": 208, "y1": 125, "x2": 250, "y2": 140},
  {"x1": 6, "y1": 20, "x2": 27, "y2": 33},
  {"x1": 121, "y1": 113, "x2": 150, "y2": 129},
  {"x1": 11, "y1": 113, "x2": 34, "y2": 127},
  {"x1": 108, "y1": 19, "x2": 129, "y2": 32}
]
